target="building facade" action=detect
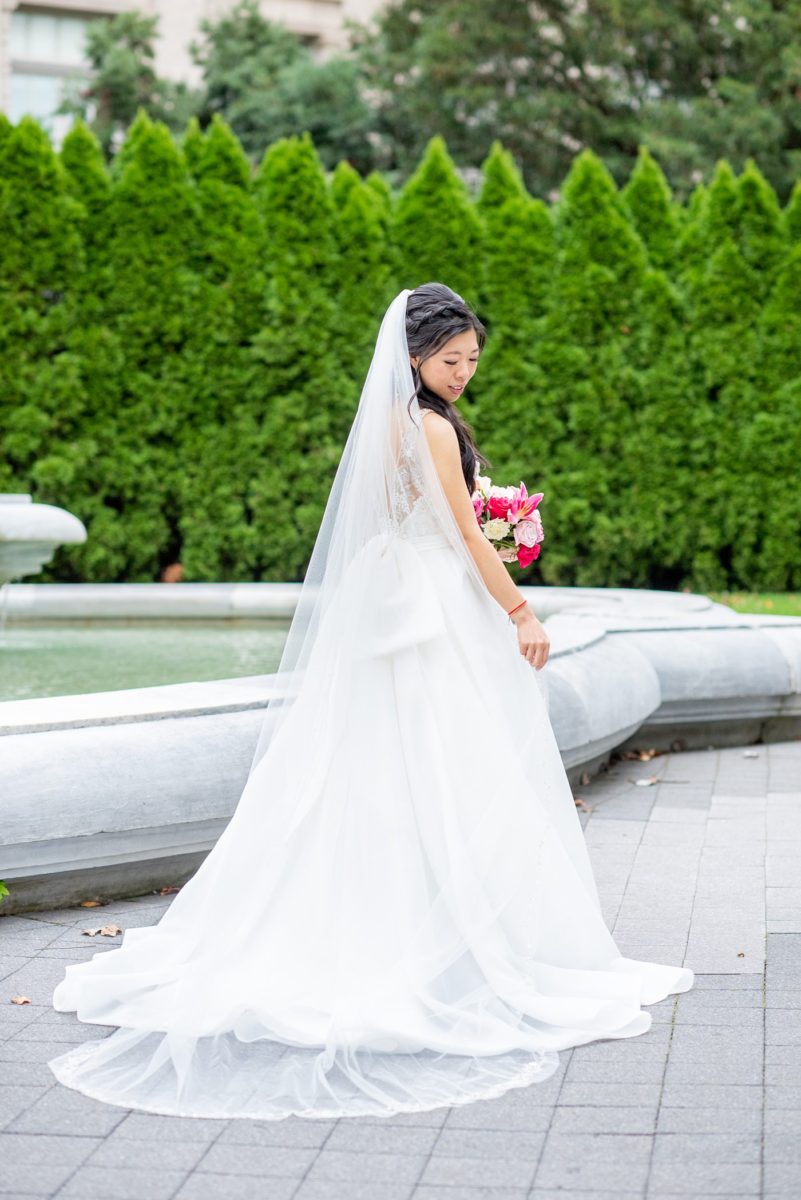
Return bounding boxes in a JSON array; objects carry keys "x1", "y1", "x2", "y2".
[{"x1": 0, "y1": 0, "x2": 383, "y2": 143}]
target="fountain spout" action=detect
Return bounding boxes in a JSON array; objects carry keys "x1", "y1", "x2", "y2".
[{"x1": 0, "y1": 494, "x2": 87, "y2": 585}]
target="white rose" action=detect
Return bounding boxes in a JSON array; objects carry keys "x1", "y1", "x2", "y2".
[{"x1": 483, "y1": 518, "x2": 510, "y2": 541}]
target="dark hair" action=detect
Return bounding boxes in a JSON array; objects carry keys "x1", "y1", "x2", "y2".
[{"x1": 406, "y1": 282, "x2": 491, "y2": 493}]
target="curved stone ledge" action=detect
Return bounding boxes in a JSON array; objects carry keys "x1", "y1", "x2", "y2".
[{"x1": 2, "y1": 581, "x2": 800, "y2": 914}]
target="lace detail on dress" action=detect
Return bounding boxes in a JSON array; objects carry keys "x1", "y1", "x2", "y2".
[{"x1": 390, "y1": 412, "x2": 443, "y2": 539}]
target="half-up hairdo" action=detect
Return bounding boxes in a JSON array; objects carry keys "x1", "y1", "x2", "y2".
[{"x1": 405, "y1": 282, "x2": 492, "y2": 493}]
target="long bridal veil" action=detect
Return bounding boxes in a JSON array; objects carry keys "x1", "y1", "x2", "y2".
[{"x1": 48, "y1": 288, "x2": 692, "y2": 1120}]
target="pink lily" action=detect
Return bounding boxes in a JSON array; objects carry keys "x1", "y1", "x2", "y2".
[{"x1": 507, "y1": 482, "x2": 543, "y2": 524}]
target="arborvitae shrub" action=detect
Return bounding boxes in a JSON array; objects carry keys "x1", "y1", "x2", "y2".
[
  {"x1": 0, "y1": 117, "x2": 83, "y2": 504},
  {"x1": 621, "y1": 148, "x2": 680, "y2": 272},
  {"x1": 737, "y1": 159, "x2": 786, "y2": 299},
  {"x1": 392, "y1": 135, "x2": 484, "y2": 311},
  {"x1": 329, "y1": 160, "x2": 395, "y2": 388},
  {"x1": 176, "y1": 115, "x2": 270, "y2": 580},
  {"x1": 250, "y1": 133, "x2": 352, "y2": 580},
  {"x1": 0, "y1": 117, "x2": 798, "y2": 593},
  {"x1": 532, "y1": 151, "x2": 648, "y2": 586},
  {"x1": 476, "y1": 141, "x2": 528, "y2": 217},
  {"x1": 469, "y1": 194, "x2": 556, "y2": 536}
]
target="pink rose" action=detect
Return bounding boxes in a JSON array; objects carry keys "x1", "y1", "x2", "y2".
[
  {"x1": 514, "y1": 513, "x2": 544, "y2": 547},
  {"x1": 472, "y1": 494, "x2": 485, "y2": 519}
]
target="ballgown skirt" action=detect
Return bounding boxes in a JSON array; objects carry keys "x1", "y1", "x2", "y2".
[{"x1": 48, "y1": 523, "x2": 693, "y2": 1119}]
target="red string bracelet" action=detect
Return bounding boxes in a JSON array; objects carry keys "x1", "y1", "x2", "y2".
[{"x1": 507, "y1": 599, "x2": 527, "y2": 618}]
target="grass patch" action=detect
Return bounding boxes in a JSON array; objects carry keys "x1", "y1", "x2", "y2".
[{"x1": 708, "y1": 592, "x2": 801, "y2": 616}]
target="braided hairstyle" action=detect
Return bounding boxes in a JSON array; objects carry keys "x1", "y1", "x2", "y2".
[{"x1": 405, "y1": 282, "x2": 491, "y2": 494}]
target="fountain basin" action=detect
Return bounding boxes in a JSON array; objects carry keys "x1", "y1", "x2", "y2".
[{"x1": 1, "y1": 582, "x2": 800, "y2": 914}]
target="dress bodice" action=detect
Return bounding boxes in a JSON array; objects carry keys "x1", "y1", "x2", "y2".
[{"x1": 391, "y1": 412, "x2": 446, "y2": 542}]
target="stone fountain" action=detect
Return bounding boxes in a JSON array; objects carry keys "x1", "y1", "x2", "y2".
[{"x1": 0, "y1": 494, "x2": 86, "y2": 586}]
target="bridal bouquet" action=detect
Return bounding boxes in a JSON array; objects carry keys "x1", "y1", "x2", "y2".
[{"x1": 471, "y1": 472, "x2": 544, "y2": 568}]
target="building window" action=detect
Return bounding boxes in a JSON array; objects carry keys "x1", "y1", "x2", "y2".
[{"x1": 8, "y1": 8, "x2": 98, "y2": 143}]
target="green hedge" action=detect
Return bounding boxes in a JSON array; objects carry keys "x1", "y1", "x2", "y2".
[{"x1": 1, "y1": 114, "x2": 799, "y2": 591}]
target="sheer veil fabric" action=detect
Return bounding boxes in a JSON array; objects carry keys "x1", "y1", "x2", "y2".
[{"x1": 48, "y1": 289, "x2": 693, "y2": 1119}]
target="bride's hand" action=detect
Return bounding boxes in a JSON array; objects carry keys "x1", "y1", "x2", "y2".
[{"x1": 510, "y1": 604, "x2": 550, "y2": 669}]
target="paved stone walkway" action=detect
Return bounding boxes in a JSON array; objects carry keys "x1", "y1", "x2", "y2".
[{"x1": 1, "y1": 739, "x2": 799, "y2": 1199}]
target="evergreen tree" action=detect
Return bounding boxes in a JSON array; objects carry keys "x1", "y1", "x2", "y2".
[
  {"x1": 329, "y1": 161, "x2": 395, "y2": 387},
  {"x1": 30, "y1": 120, "x2": 117, "y2": 581},
  {"x1": 68, "y1": 112, "x2": 218, "y2": 580},
  {"x1": 785, "y1": 181, "x2": 801, "y2": 244},
  {"x1": 364, "y1": 169, "x2": 393, "y2": 216},
  {"x1": 617, "y1": 269, "x2": 710, "y2": 588},
  {"x1": 468, "y1": 192, "x2": 556, "y2": 572},
  {"x1": 59, "y1": 119, "x2": 112, "y2": 315},
  {"x1": 363, "y1": 169, "x2": 398, "y2": 282},
  {"x1": 0, "y1": 118, "x2": 83, "y2": 512},
  {"x1": 735, "y1": 247, "x2": 801, "y2": 588},
  {"x1": 181, "y1": 115, "x2": 207, "y2": 179},
  {"x1": 191, "y1": 0, "x2": 374, "y2": 171},
  {"x1": 688, "y1": 237, "x2": 761, "y2": 588},
  {"x1": 177, "y1": 115, "x2": 270, "y2": 580},
  {"x1": 476, "y1": 141, "x2": 527, "y2": 218},
  {"x1": 352, "y1": 0, "x2": 801, "y2": 203},
  {"x1": 532, "y1": 151, "x2": 648, "y2": 586},
  {"x1": 676, "y1": 162, "x2": 740, "y2": 292},
  {"x1": 391, "y1": 136, "x2": 484, "y2": 309},
  {"x1": 737, "y1": 159, "x2": 786, "y2": 298},
  {"x1": 621, "y1": 147, "x2": 680, "y2": 271},
  {"x1": 250, "y1": 133, "x2": 352, "y2": 579},
  {"x1": 329, "y1": 158, "x2": 360, "y2": 211}
]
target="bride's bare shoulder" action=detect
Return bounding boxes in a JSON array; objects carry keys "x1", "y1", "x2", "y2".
[
  {"x1": 419, "y1": 409, "x2": 455, "y2": 437},
  {"x1": 418, "y1": 410, "x2": 459, "y2": 470}
]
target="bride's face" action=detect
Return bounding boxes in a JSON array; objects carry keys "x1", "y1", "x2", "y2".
[{"x1": 410, "y1": 330, "x2": 480, "y2": 405}]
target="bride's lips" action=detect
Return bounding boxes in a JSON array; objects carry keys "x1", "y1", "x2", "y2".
[{"x1": 449, "y1": 386, "x2": 464, "y2": 395}]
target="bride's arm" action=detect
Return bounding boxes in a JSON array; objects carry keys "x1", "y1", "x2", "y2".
[{"x1": 422, "y1": 416, "x2": 550, "y2": 669}]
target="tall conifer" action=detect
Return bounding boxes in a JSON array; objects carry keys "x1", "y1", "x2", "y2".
[
  {"x1": 250, "y1": 133, "x2": 351, "y2": 579},
  {"x1": 392, "y1": 136, "x2": 484, "y2": 308},
  {"x1": 621, "y1": 147, "x2": 679, "y2": 271},
  {"x1": 0, "y1": 118, "x2": 82, "y2": 515}
]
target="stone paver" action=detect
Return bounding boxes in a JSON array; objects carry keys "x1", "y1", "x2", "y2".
[{"x1": 1, "y1": 739, "x2": 800, "y2": 1199}]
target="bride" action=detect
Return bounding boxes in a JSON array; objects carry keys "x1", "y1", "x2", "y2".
[{"x1": 48, "y1": 283, "x2": 693, "y2": 1120}]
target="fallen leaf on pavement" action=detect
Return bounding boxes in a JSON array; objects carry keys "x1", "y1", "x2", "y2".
[
  {"x1": 82, "y1": 925, "x2": 123, "y2": 937},
  {"x1": 10, "y1": 995, "x2": 31, "y2": 1005}
]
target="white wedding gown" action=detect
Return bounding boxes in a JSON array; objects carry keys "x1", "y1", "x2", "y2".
[{"x1": 48, "y1": 408, "x2": 693, "y2": 1120}]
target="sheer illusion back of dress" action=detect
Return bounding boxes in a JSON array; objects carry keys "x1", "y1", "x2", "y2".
[
  {"x1": 393, "y1": 408, "x2": 456, "y2": 543},
  {"x1": 48, "y1": 289, "x2": 692, "y2": 1120}
]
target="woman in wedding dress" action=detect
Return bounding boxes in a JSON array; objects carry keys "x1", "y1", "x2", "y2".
[{"x1": 48, "y1": 283, "x2": 693, "y2": 1120}]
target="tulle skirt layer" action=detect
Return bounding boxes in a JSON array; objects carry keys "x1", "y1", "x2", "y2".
[{"x1": 49, "y1": 532, "x2": 692, "y2": 1119}]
